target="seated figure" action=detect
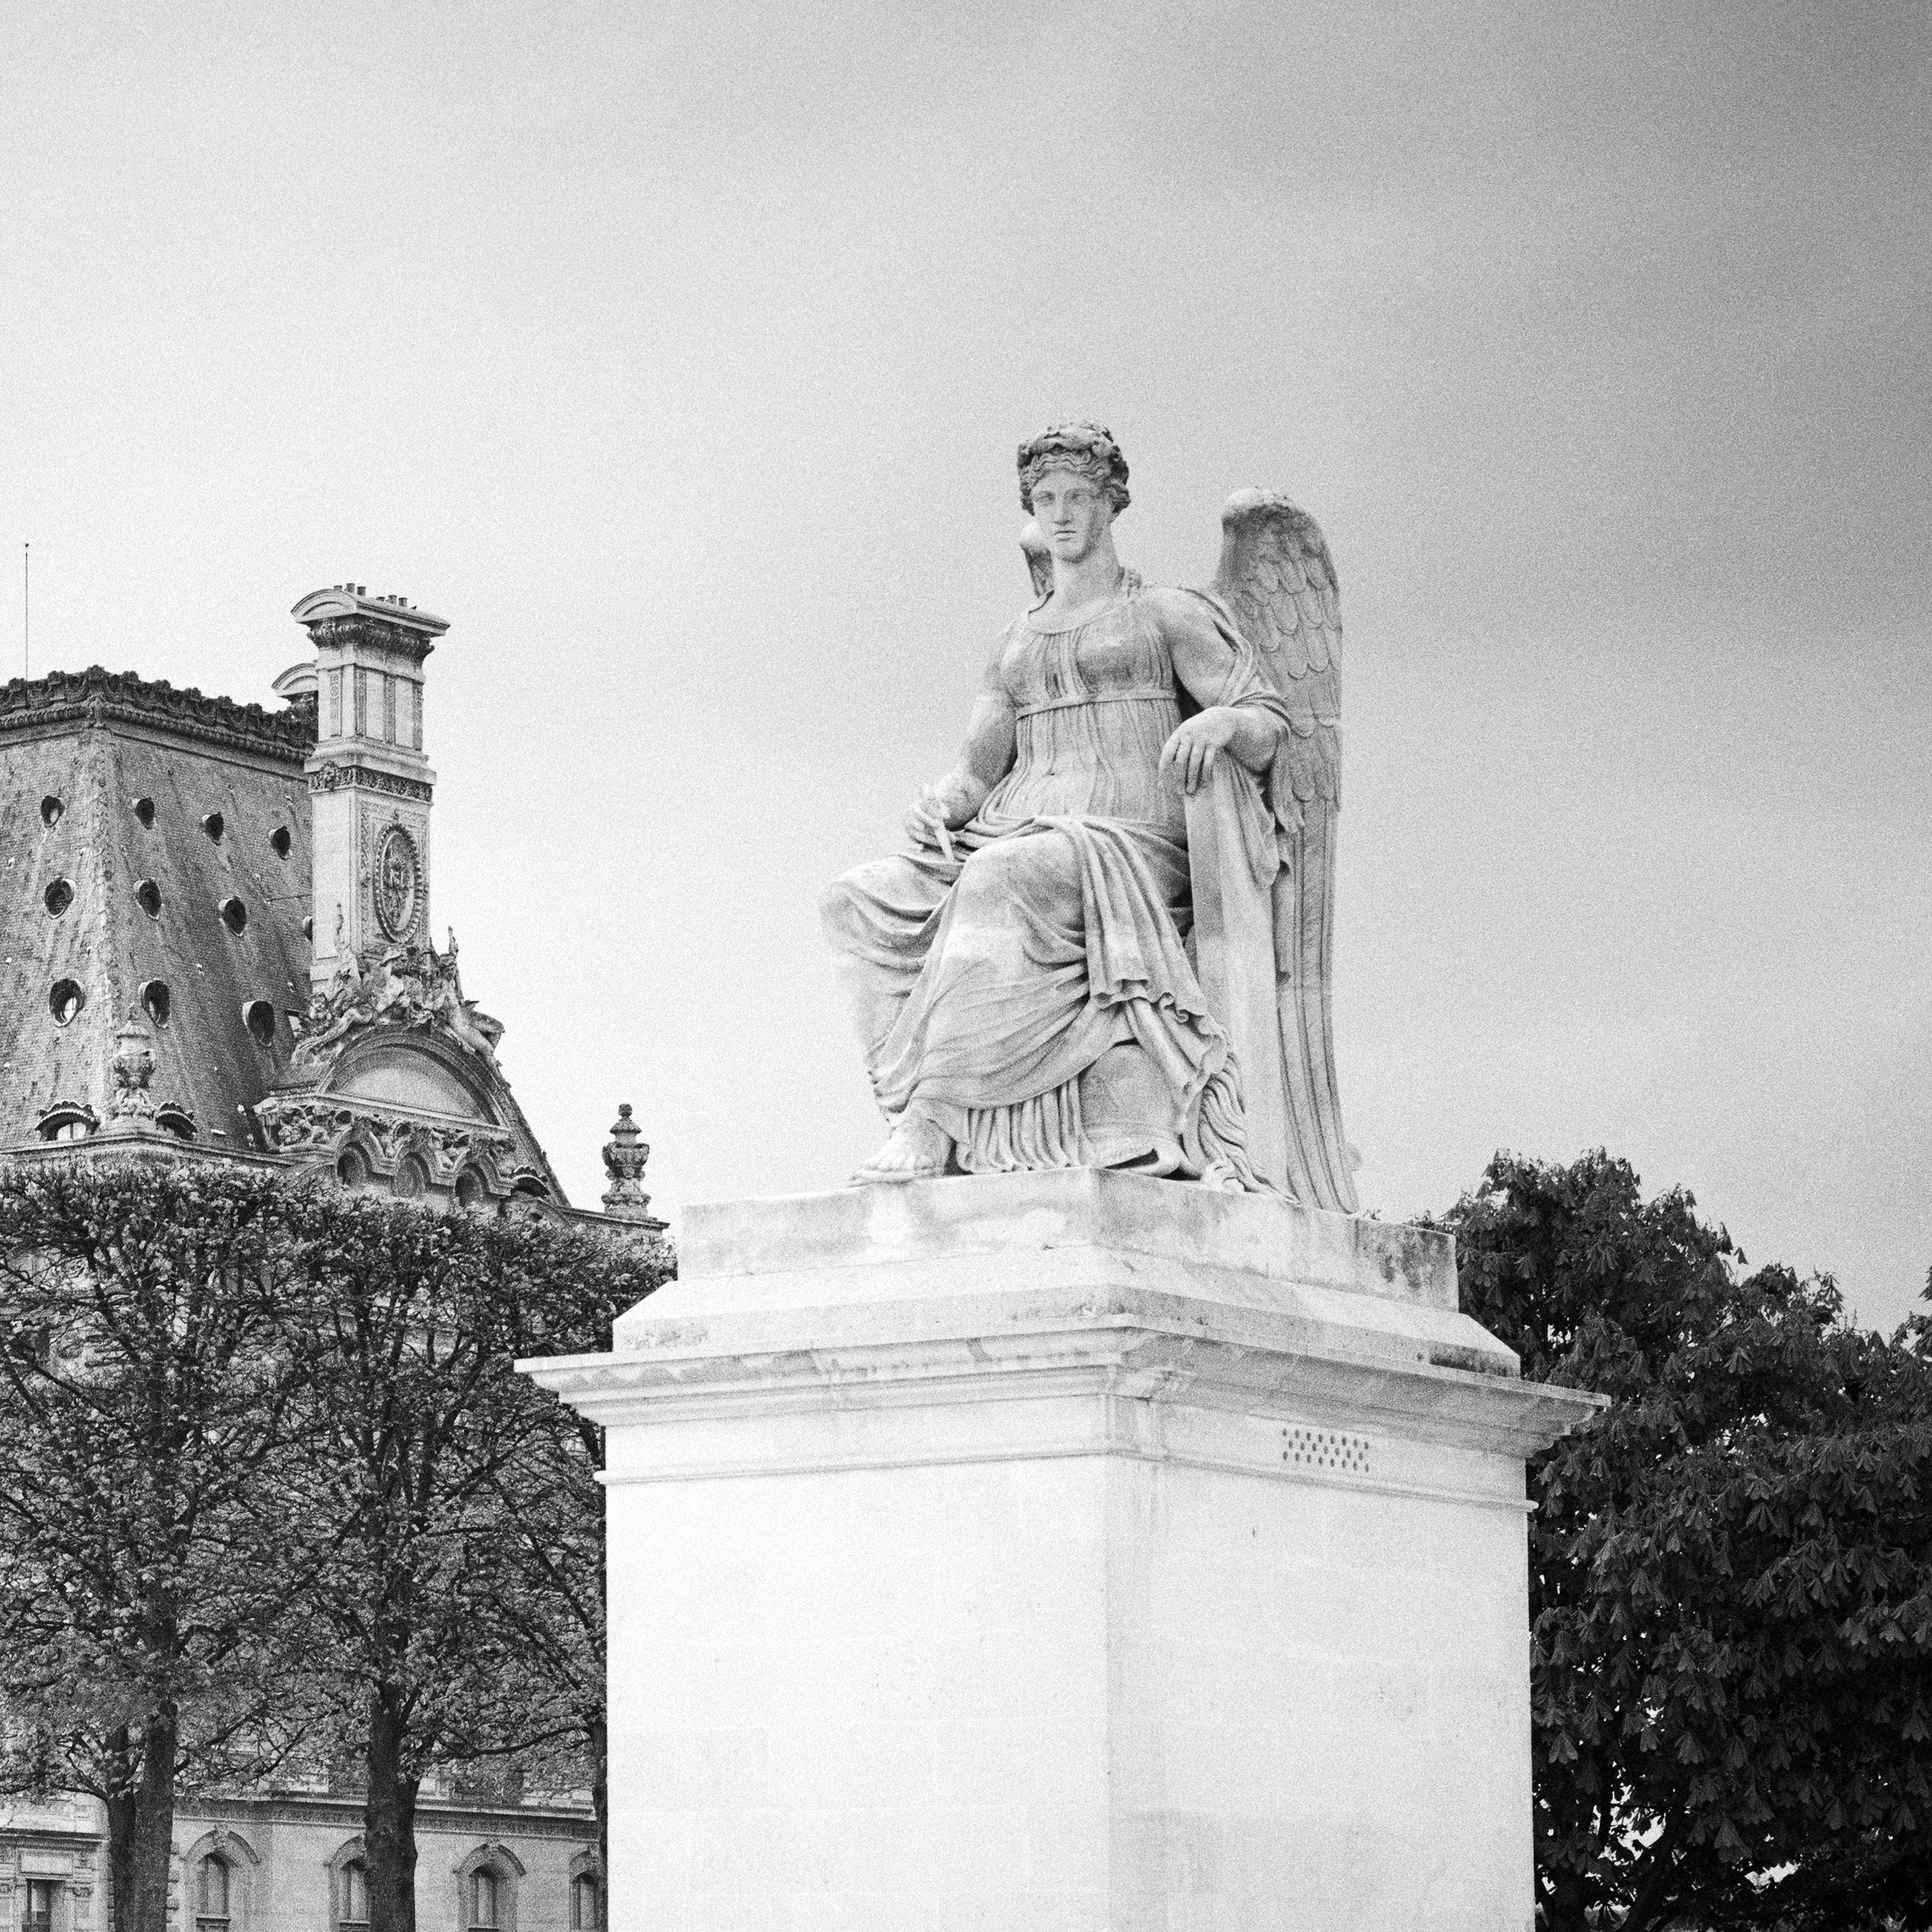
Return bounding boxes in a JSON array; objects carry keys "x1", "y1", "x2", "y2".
[{"x1": 822, "y1": 421, "x2": 1356, "y2": 1209}]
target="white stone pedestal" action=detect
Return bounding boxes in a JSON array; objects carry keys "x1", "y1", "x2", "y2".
[{"x1": 527, "y1": 1171, "x2": 1602, "y2": 1931}]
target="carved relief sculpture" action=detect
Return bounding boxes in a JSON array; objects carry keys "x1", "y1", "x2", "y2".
[
  {"x1": 374, "y1": 824, "x2": 421, "y2": 941},
  {"x1": 286, "y1": 936, "x2": 503, "y2": 1080},
  {"x1": 822, "y1": 423, "x2": 1356, "y2": 1209}
]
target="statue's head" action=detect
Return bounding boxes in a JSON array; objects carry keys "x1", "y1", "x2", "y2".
[{"x1": 1017, "y1": 421, "x2": 1131, "y2": 517}]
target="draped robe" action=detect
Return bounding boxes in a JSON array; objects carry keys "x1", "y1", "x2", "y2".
[{"x1": 822, "y1": 576, "x2": 1290, "y2": 1186}]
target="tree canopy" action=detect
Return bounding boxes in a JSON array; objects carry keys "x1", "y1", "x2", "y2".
[
  {"x1": 281, "y1": 1195, "x2": 665, "y2": 1932},
  {"x1": 0, "y1": 1165, "x2": 324, "y2": 1932},
  {"x1": 0, "y1": 1159, "x2": 669, "y2": 1932},
  {"x1": 1446, "y1": 1150, "x2": 1932, "y2": 1931}
]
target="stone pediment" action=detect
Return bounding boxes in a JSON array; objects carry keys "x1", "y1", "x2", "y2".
[{"x1": 257, "y1": 938, "x2": 562, "y2": 1208}]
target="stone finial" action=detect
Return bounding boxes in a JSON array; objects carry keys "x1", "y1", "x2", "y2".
[
  {"x1": 109, "y1": 1016, "x2": 158, "y2": 1124},
  {"x1": 601, "y1": 1104, "x2": 655, "y2": 1221}
]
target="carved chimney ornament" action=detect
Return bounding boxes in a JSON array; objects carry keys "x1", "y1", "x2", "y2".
[
  {"x1": 600, "y1": 1104, "x2": 656, "y2": 1221},
  {"x1": 109, "y1": 1016, "x2": 159, "y2": 1124}
]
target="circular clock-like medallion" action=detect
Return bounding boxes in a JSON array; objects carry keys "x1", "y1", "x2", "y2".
[{"x1": 375, "y1": 824, "x2": 421, "y2": 940}]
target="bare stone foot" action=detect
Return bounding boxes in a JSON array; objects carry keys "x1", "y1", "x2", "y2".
[{"x1": 853, "y1": 1110, "x2": 954, "y2": 1184}]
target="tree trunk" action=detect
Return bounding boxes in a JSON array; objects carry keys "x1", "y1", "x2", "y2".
[
  {"x1": 1540, "y1": 1864, "x2": 1591, "y2": 1932},
  {"x1": 102, "y1": 1726, "x2": 137, "y2": 1932},
  {"x1": 365, "y1": 1689, "x2": 421, "y2": 1932},
  {"x1": 115, "y1": 1706, "x2": 178, "y2": 1932},
  {"x1": 589, "y1": 1710, "x2": 609, "y2": 1907},
  {"x1": 1618, "y1": 1816, "x2": 1683, "y2": 1932}
]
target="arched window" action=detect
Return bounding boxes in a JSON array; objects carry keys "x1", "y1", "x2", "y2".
[
  {"x1": 184, "y1": 1827, "x2": 258, "y2": 1928},
  {"x1": 452, "y1": 1845, "x2": 521, "y2": 1932},
  {"x1": 468, "y1": 1868, "x2": 500, "y2": 1929},
  {"x1": 196, "y1": 1854, "x2": 231, "y2": 1931},
  {"x1": 338, "y1": 1859, "x2": 369, "y2": 1929},
  {"x1": 571, "y1": 1873, "x2": 601, "y2": 1929}
]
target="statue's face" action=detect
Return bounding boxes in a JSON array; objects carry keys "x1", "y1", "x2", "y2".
[{"x1": 1029, "y1": 467, "x2": 1113, "y2": 562}]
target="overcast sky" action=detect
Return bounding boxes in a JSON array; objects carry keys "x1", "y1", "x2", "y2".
[{"x1": 4, "y1": 2, "x2": 1928, "y2": 1330}]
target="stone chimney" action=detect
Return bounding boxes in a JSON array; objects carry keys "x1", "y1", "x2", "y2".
[{"x1": 291, "y1": 585, "x2": 450, "y2": 994}]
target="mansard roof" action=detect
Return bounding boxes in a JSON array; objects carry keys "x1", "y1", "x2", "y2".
[{"x1": 0, "y1": 671, "x2": 314, "y2": 1151}]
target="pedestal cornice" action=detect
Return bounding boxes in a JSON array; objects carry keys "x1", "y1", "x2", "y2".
[{"x1": 524, "y1": 1171, "x2": 1605, "y2": 1473}]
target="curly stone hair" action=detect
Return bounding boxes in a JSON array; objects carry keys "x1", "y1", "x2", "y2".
[{"x1": 1016, "y1": 421, "x2": 1131, "y2": 516}]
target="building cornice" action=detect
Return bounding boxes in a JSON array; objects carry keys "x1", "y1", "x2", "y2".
[
  {"x1": 173, "y1": 1795, "x2": 593, "y2": 1839},
  {"x1": 0, "y1": 667, "x2": 315, "y2": 762}
]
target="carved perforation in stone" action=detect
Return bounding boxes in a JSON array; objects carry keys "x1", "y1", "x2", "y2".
[{"x1": 1281, "y1": 1426, "x2": 1370, "y2": 1475}]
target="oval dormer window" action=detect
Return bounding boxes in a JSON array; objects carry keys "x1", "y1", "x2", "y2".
[
  {"x1": 43, "y1": 879, "x2": 73, "y2": 918},
  {"x1": 220, "y1": 896, "x2": 247, "y2": 935},
  {"x1": 49, "y1": 980, "x2": 84, "y2": 1025}
]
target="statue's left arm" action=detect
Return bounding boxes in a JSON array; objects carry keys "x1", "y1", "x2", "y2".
[{"x1": 1150, "y1": 587, "x2": 1288, "y2": 793}]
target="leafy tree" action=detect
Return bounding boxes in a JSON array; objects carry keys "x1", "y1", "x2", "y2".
[
  {"x1": 0, "y1": 1162, "x2": 324, "y2": 1932},
  {"x1": 478, "y1": 1215, "x2": 670, "y2": 1891},
  {"x1": 280, "y1": 1197, "x2": 664, "y2": 1932},
  {"x1": 1444, "y1": 1150, "x2": 1932, "y2": 1931}
]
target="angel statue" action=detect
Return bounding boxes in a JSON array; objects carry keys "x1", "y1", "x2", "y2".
[{"x1": 820, "y1": 421, "x2": 1357, "y2": 1210}]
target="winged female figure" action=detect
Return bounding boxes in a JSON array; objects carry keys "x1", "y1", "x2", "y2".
[{"x1": 820, "y1": 421, "x2": 1357, "y2": 1210}]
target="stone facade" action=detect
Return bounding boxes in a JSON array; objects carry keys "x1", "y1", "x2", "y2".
[{"x1": 1, "y1": 1788, "x2": 601, "y2": 1932}]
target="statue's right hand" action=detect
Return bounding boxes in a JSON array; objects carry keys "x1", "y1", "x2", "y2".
[
  {"x1": 905, "y1": 772, "x2": 988, "y2": 856},
  {"x1": 904, "y1": 789, "x2": 954, "y2": 854}
]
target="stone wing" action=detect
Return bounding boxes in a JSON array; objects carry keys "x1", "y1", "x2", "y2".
[{"x1": 1207, "y1": 489, "x2": 1356, "y2": 1213}]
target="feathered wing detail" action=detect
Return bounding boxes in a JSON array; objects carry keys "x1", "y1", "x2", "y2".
[
  {"x1": 1019, "y1": 522, "x2": 1055, "y2": 603},
  {"x1": 1205, "y1": 488, "x2": 1357, "y2": 1212}
]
